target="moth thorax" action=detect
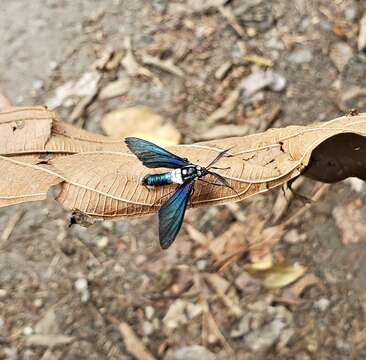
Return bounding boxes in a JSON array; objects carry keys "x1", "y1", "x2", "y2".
[{"x1": 171, "y1": 169, "x2": 183, "y2": 184}]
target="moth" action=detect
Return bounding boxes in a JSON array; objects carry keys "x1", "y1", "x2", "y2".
[{"x1": 125, "y1": 137, "x2": 233, "y2": 249}]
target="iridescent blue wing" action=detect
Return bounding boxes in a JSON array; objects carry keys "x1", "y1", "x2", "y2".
[
  {"x1": 159, "y1": 181, "x2": 194, "y2": 249},
  {"x1": 125, "y1": 137, "x2": 190, "y2": 169}
]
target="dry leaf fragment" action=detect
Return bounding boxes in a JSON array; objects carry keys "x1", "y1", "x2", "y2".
[
  {"x1": 246, "y1": 253, "x2": 273, "y2": 271},
  {"x1": 207, "y1": 88, "x2": 240, "y2": 123},
  {"x1": 141, "y1": 54, "x2": 184, "y2": 78},
  {"x1": 194, "y1": 124, "x2": 249, "y2": 141},
  {"x1": 205, "y1": 274, "x2": 242, "y2": 317},
  {"x1": 0, "y1": 107, "x2": 126, "y2": 155},
  {"x1": 217, "y1": 5, "x2": 245, "y2": 38},
  {"x1": 162, "y1": 299, "x2": 188, "y2": 329},
  {"x1": 241, "y1": 69, "x2": 286, "y2": 100},
  {"x1": 105, "y1": 50, "x2": 125, "y2": 71},
  {"x1": 99, "y1": 78, "x2": 130, "y2": 100},
  {"x1": 282, "y1": 274, "x2": 320, "y2": 300},
  {"x1": 119, "y1": 322, "x2": 157, "y2": 360},
  {"x1": 46, "y1": 71, "x2": 101, "y2": 109},
  {"x1": 244, "y1": 55, "x2": 273, "y2": 67},
  {"x1": 0, "y1": 106, "x2": 53, "y2": 155},
  {"x1": 329, "y1": 42, "x2": 353, "y2": 72},
  {"x1": 187, "y1": 0, "x2": 228, "y2": 13},
  {"x1": 172, "y1": 346, "x2": 217, "y2": 360},
  {"x1": 101, "y1": 106, "x2": 181, "y2": 145},
  {"x1": 261, "y1": 263, "x2": 306, "y2": 289},
  {"x1": 0, "y1": 209, "x2": 25, "y2": 248},
  {"x1": 121, "y1": 38, "x2": 157, "y2": 83},
  {"x1": 214, "y1": 61, "x2": 233, "y2": 80},
  {"x1": 0, "y1": 155, "x2": 61, "y2": 207},
  {"x1": 26, "y1": 334, "x2": 74, "y2": 347},
  {"x1": 332, "y1": 199, "x2": 366, "y2": 245},
  {"x1": 358, "y1": 14, "x2": 366, "y2": 51}
]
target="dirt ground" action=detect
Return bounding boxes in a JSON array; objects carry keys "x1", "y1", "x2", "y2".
[{"x1": 1, "y1": 0, "x2": 366, "y2": 359}]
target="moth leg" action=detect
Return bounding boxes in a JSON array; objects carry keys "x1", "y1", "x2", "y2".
[
  {"x1": 142, "y1": 183, "x2": 151, "y2": 192},
  {"x1": 141, "y1": 176, "x2": 153, "y2": 192},
  {"x1": 199, "y1": 178, "x2": 227, "y2": 187},
  {"x1": 199, "y1": 179, "x2": 239, "y2": 196}
]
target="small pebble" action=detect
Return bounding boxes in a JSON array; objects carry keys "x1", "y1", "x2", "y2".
[
  {"x1": 75, "y1": 278, "x2": 90, "y2": 303},
  {"x1": 315, "y1": 297, "x2": 330, "y2": 312},
  {"x1": 135, "y1": 254, "x2": 147, "y2": 266},
  {"x1": 23, "y1": 326, "x2": 33, "y2": 336},
  {"x1": 196, "y1": 259, "x2": 207, "y2": 271},
  {"x1": 143, "y1": 321, "x2": 154, "y2": 336},
  {"x1": 32, "y1": 79, "x2": 44, "y2": 90},
  {"x1": 75, "y1": 278, "x2": 88, "y2": 292},
  {"x1": 4, "y1": 348, "x2": 18, "y2": 359},
  {"x1": 49, "y1": 61, "x2": 58, "y2": 70},
  {"x1": 96, "y1": 236, "x2": 109, "y2": 249},
  {"x1": 319, "y1": 20, "x2": 331, "y2": 31},
  {"x1": 145, "y1": 306, "x2": 155, "y2": 320},
  {"x1": 330, "y1": 42, "x2": 353, "y2": 72},
  {"x1": 283, "y1": 229, "x2": 307, "y2": 244},
  {"x1": 33, "y1": 299, "x2": 43, "y2": 308},
  {"x1": 345, "y1": 7, "x2": 358, "y2": 21},
  {"x1": 172, "y1": 345, "x2": 217, "y2": 360},
  {"x1": 288, "y1": 49, "x2": 313, "y2": 64},
  {"x1": 0, "y1": 289, "x2": 7, "y2": 298},
  {"x1": 230, "y1": 315, "x2": 250, "y2": 338}
]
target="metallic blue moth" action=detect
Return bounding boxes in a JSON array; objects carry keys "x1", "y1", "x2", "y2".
[{"x1": 125, "y1": 137, "x2": 233, "y2": 249}]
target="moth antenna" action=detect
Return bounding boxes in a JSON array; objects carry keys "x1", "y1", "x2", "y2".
[
  {"x1": 209, "y1": 166, "x2": 231, "y2": 170},
  {"x1": 206, "y1": 147, "x2": 234, "y2": 169}
]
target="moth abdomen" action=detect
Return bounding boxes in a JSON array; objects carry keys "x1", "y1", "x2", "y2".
[{"x1": 143, "y1": 172, "x2": 173, "y2": 187}]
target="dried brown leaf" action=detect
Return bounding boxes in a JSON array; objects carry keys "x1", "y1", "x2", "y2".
[
  {"x1": 1, "y1": 108, "x2": 366, "y2": 218},
  {"x1": 282, "y1": 274, "x2": 321, "y2": 299},
  {"x1": 0, "y1": 155, "x2": 61, "y2": 207},
  {"x1": 194, "y1": 124, "x2": 249, "y2": 141},
  {"x1": 261, "y1": 263, "x2": 306, "y2": 289},
  {"x1": 101, "y1": 106, "x2": 181, "y2": 145},
  {"x1": 0, "y1": 107, "x2": 125, "y2": 155},
  {"x1": 119, "y1": 322, "x2": 157, "y2": 360},
  {"x1": 99, "y1": 78, "x2": 130, "y2": 100},
  {"x1": 51, "y1": 113, "x2": 366, "y2": 218},
  {"x1": 26, "y1": 334, "x2": 75, "y2": 347},
  {"x1": 0, "y1": 106, "x2": 54, "y2": 155},
  {"x1": 206, "y1": 88, "x2": 240, "y2": 124},
  {"x1": 205, "y1": 273, "x2": 242, "y2": 317},
  {"x1": 141, "y1": 54, "x2": 184, "y2": 77}
]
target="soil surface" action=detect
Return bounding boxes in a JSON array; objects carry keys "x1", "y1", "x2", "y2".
[{"x1": 1, "y1": 1, "x2": 366, "y2": 359}]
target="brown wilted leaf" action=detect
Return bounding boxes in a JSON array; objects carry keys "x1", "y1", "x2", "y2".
[
  {"x1": 26, "y1": 334, "x2": 75, "y2": 347},
  {"x1": 119, "y1": 322, "x2": 157, "y2": 360},
  {"x1": 101, "y1": 106, "x2": 181, "y2": 145},
  {"x1": 204, "y1": 273, "x2": 242, "y2": 317},
  {"x1": 0, "y1": 106, "x2": 54, "y2": 155},
  {"x1": 0, "y1": 155, "x2": 61, "y2": 207},
  {"x1": 0, "y1": 107, "x2": 125, "y2": 155},
  {"x1": 1, "y1": 107, "x2": 366, "y2": 217},
  {"x1": 260, "y1": 263, "x2": 306, "y2": 289}
]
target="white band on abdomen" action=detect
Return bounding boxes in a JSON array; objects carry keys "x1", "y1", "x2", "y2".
[{"x1": 170, "y1": 169, "x2": 184, "y2": 184}]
